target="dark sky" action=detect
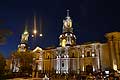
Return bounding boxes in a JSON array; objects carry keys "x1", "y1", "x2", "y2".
[{"x1": 0, "y1": 0, "x2": 120, "y2": 58}]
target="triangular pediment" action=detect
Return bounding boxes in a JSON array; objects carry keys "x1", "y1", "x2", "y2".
[{"x1": 33, "y1": 46, "x2": 42, "y2": 52}]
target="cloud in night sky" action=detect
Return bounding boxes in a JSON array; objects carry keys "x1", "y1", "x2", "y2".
[
  {"x1": 0, "y1": 0, "x2": 120, "y2": 57},
  {"x1": 0, "y1": 29, "x2": 12, "y2": 45}
]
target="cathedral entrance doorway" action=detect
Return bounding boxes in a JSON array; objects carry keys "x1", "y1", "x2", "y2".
[{"x1": 86, "y1": 65, "x2": 93, "y2": 73}]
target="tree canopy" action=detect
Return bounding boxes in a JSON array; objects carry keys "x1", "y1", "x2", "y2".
[
  {"x1": 12, "y1": 50, "x2": 35, "y2": 75},
  {"x1": 0, "y1": 53, "x2": 6, "y2": 76}
]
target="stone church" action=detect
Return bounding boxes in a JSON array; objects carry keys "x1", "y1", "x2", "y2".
[{"x1": 11, "y1": 10, "x2": 120, "y2": 75}]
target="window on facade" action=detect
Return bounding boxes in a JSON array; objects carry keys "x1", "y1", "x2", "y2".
[
  {"x1": 72, "y1": 53, "x2": 74, "y2": 58},
  {"x1": 87, "y1": 51, "x2": 91, "y2": 57},
  {"x1": 62, "y1": 61, "x2": 64, "y2": 67},
  {"x1": 62, "y1": 39, "x2": 66, "y2": 47},
  {"x1": 72, "y1": 40, "x2": 74, "y2": 45},
  {"x1": 48, "y1": 56, "x2": 49, "y2": 59}
]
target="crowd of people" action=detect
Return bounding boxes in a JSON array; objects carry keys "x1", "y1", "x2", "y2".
[
  {"x1": 77, "y1": 71, "x2": 120, "y2": 80},
  {"x1": 49, "y1": 70, "x2": 120, "y2": 80}
]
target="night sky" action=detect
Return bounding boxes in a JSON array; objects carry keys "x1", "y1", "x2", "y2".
[{"x1": 0, "y1": 0, "x2": 120, "y2": 58}]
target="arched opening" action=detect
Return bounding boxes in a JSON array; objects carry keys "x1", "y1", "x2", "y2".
[
  {"x1": 87, "y1": 51, "x2": 91, "y2": 57},
  {"x1": 62, "y1": 61, "x2": 64, "y2": 67},
  {"x1": 72, "y1": 53, "x2": 74, "y2": 58},
  {"x1": 86, "y1": 65, "x2": 93, "y2": 73}
]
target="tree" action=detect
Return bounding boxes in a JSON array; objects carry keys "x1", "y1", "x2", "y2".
[
  {"x1": 0, "y1": 20, "x2": 12, "y2": 45},
  {"x1": 12, "y1": 50, "x2": 35, "y2": 76},
  {"x1": 0, "y1": 53, "x2": 6, "y2": 77},
  {"x1": 0, "y1": 29, "x2": 12, "y2": 45}
]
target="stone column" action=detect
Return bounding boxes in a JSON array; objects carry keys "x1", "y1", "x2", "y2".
[
  {"x1": 65, "y1": 46, "x2": 69, "y2": 73},
  {"x1": 113, "y1": 36, "x2": 120, "y2": 70},
  {"x1": 105, "y1": 32, "x2": 120, "y2": 70},
  {"x1": 77, "y1": 46, "x2": 80, "y2": 74}
]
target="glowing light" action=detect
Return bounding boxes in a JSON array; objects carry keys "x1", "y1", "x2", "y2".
[
  {"x1": 33, "y1": 14, "x2": 37, "y2": 36},
  {"x1": 39, "y1": 33, "x2": 43, "y2": 37},
  {"x1": 70, "y1": 33, "x2": 72, "y2": 36},
  {"x1": 66, "y1": 55, "x2": 69, "y2": 58},
  {"x1": 64, "y1": 55, "x2": 66, "y2": 58},
  {"x1": 43, "y1": 75, "x2": 49, "y2": 79},
  {"x1": 57, "y1": 56, "x2": 59, "y2": 59},
  {"x1": 33, "y1": 30, "x2": 37, "y2": 34},
  {"x1": 56, "y1": 71, "x2": 58, "y2": 74},
  {"x1": 62, "y1": 39, "x2": 66, "y2": 47},
  {"x1": 65, "y1": 33, "x2": 67, "y2": 36},
  {"x1": 33, "y1": 46, "x2": 42, "y2": 52},
  {"x1": 60, "y1": 35, "x2": 62, "y2": 38},
  {"x1": 32, "y1": 35, "x2": 34, "y2": 37},
  {"x1": 93, "y1": 66, "x2": 95, "y2": 72},
  {"x1": 64, "y1": 71, "x2": 66, "y2": 74},
  {"x1": 118, "y1": 70, "x2": 120, "y2": 73},
  {"x1": 24, "y1": 31, "x2": 28, "y2": 34},
  {"x1": 113, "y1": 64, "x2": 117, "y2": 71},
  {"x1": 56, "y1": 71, "x2": 60, "y2": 74},
  {"x1": 66, "y1": 70, "x2": 68, "y2": 73},
  {"x1": 105, "y1": 71, "x2": 109, "y2": 74},
  {"x1": 82, "y1": 54, "x2": 84, "y2": 58},
  {"x1": 38, "y1": 65, "x2": 42, "y2": 70},
  {"x1": 92, "y1": 53, "x2": 95, "y2": 57},
  {"x1": 82, "y1": 66, "x2": 84, "y2": 71}
]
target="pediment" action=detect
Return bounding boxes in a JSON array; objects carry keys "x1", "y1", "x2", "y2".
[{"x1": 33, "y1": 46, "x2": 42, "y2": 52}]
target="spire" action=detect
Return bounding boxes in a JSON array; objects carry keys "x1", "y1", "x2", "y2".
[
  {"x1": 18, "y1": 22, "x2": 29, "y2": 52},
  {"x1": 63, "y1": 9, "x2": 72, "y2": 30},
  {"x1": 59, "y1": 10, "x2": 76, "y2": 47},
  {"x1": 67, "y1": 9, "x2": 70, "y2": 17},
  {"x1": 21, "y1": 22, "x2": 29, "y2": 43},
  {"x1": 24, "y1": 22, "x2": 28, "y2": 35},
  {"x1": 66, "y1": 9, "x2": 71, "y2": 19}
]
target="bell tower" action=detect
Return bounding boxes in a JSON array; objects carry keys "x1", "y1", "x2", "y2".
[
  {"x1": 21, "y1": 25, "x2": 29, "y2": 44},
  {"x1": 105, "y1": 32, "x2": 120, "y2": 70},
  {"x1": 18, "y1": 24, "x2": 29, "y2": 52},
  {"x1": 59, "y1": 10, "x2": 76, "y2": 47}
]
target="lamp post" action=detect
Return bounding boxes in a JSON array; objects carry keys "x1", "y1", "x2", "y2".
[
  {"x1": 31, "y1": 13, "x2": 43, "y2": 51},
  {"x1": 32, "y1": 13, "x2": 43, "y2": 38}
]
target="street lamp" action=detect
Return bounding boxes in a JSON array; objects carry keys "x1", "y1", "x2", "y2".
[
  {"x1": 33, "y1": 30, "x2": 37, "y2": 34},
  {"x1": 32, "y1": 13, "x2": 43, "y2": 38},
  {"x1": 39, "y1": 33, "x2": 43, "y2": 37}
]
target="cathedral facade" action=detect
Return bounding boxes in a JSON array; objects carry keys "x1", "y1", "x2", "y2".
[
  {"x1": 11, "y1": 10, "x2": 120, "y2": 75},
  {"x1": 31, "y1": 10, "x2": 120, "y2": 74}
]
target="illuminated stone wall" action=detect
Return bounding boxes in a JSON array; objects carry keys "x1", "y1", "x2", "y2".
[
  {"x1": 105, "y1": 32, "x2": 120, "y2": 70},
  {"x1": 100, "y1": 43, "x2": 110, "y2": 70},
  {"x1": 43, "y1": 49, "x2": 54, "y2": 73},
  {"x1": 79, "y1": 43, "x2": 102, "y2": 72}
]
